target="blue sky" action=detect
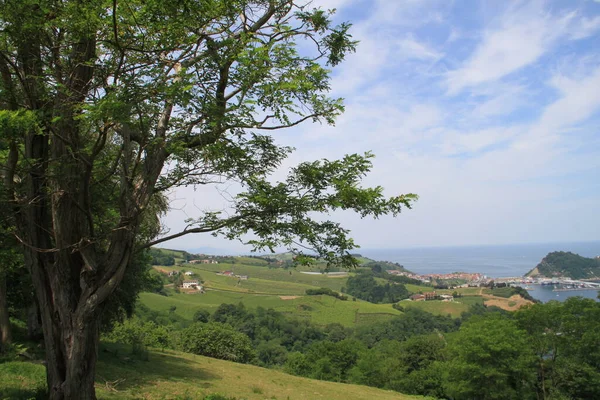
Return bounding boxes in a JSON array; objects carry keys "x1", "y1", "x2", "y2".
[{"x1": 163, "y1": 0, "x2": 600, "y2": 252}]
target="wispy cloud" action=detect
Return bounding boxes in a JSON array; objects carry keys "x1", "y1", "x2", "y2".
[{"x1": 445, "y1": 2, "x2": 591, "y2": 94}]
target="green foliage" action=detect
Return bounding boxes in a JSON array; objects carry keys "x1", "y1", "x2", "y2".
[
  {"x1": 444, "y1": 314, "x2": 536, "y2": 400},
  {"x1": 193, "y1": 309, "x2": 210, "y2": 323},
  {"x1": 344, "y1": 271, "x2": 410, "y2": 303},
  {"x1": 101, "y1": 250, "x2": 165, "y2": 331},
  {"x1": 486, "y1": 286, "x2": 537, "y2": 302},
  {"x1": 149, "y1": 248, "x2": 176, "y2": 266},
  {"x1": 225, "y1": 153, "x2": 417, "y2": 267},
  {"x1": 305, "y1": 287, "x2": 347, "y2": 300},
  {"x1": 515, "y1": 298, "x2": 600, "y2": 399},
  {"x1": 365, "y1": 261, "x2": 410, "y2": 273},
  {"x1": 353, "y1": 307, "x2": 459, "y2": 347},
  {"x1": 285, "y1": 339, "x2": 365, "y2": 382},
  {"x1": 181, "y1": 322, "x2": 255, "y2": 363},
  {"x1": 104, "y1": 318, "x2": 171, "y2": 352},
  {"x1": 256, "y1": 339, "x2": 288, "y2": 367},
  {"x1": 527, "y1": 251, "x2": 600, "y2": 279}
]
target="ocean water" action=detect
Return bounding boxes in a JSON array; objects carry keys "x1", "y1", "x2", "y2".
[
  {"x1": 361, "y1": 241, "x2": 600, "y2": 302},
  {"x1": 521, "y1": 284, "x2": 599, "y2": 303},
  {"x1": 361, "y1": 241, "x2": 600, "y2": 278}
]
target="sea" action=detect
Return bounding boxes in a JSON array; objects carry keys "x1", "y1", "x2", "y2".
[{"x1": 361, "y1": 241, "x2": 600, "y2": 303}]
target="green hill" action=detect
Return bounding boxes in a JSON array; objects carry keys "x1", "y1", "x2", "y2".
[
  {"x1": 1, "y1": 344, "x2": 426, "y2": 400},
  {"x1": 526, "y1": 251, "x2": 600, "y2": 279}
]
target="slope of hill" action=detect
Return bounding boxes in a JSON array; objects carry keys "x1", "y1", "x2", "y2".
[
  {"x1": 1, "y1": 344, "x2": 426, "y2": 400},
  {"x1": 526, "y1": 251, "x2": 600, "y2": 279}
]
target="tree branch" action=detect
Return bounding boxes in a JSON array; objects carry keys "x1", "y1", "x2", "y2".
[{"x1": 138, "y1": 215, "x2": 245, "y2": 250}]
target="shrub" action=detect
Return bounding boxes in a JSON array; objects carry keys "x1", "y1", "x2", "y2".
[
  {"x1": 305, "y1": 287, "x2": 347, "y2": 300},
  {"x1": 181, "y1": 322, "x2": 256, "y2": 363},
  {"x1": 105, "y1": 319, "x2": 172, "y2": 352}
]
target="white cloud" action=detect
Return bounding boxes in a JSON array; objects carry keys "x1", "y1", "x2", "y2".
[
  {"x1": 396, "y1": 34, "x2": 443, "y2": 60},
  {"x1": 570, "y1": 15, "x2": 600, "y2": 39},
  {"x1": 446, "y1": 2, "x2": 579, "y2": 94},
  {"x1": 468, "y1": 83, "x2": 529, "y2": 120},
  {"x1": 515, "y1": 66, "x2": 600, "y2": 150},
  {"x1": 328, "y1": 1, "x2": 445, "y2": 94}
]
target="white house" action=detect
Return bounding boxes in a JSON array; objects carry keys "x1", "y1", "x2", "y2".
[
  {"x1": 184, "y1": 271, "x2": 194, "y2": 276},
  {"x1": 182, "y1": 280, "x2": 199, "y2": 289}
]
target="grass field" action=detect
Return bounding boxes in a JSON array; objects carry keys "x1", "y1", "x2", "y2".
[
  {"x1": 401, "y1": 300, "x2": 471, "y2": 317},
  {"x1": 145, "y1": 249, "x2": 493, "y2": 326},
  {"x1": 171, "y1": 262, "x2": 350, "y2": 292},
  {"x1": 0, "y1": 344, "x2": 427, "y2": 400},
  {"x1": 140, "y1": 291, "x2": 401, "y2": 327}
]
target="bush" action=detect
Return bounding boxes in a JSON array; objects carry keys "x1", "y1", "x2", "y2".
[
  {"x1": 193, "y1": 309, "x2": 210, "y2": 323},
  {"x1": 305, "y1": 287, "x2": 347, "y2": 300},
  {"x1": 105, "y1": 319, "x2": 172, "y2": 352},
  {"x1": 181, "y1": 322, "x2": 256, "y2": 363}
]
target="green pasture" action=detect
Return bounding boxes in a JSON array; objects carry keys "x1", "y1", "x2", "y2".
[
  {"x1": 139, "y1": 292, "x2": 401, "y2": 327},
  {"x1": 0, "y1": 345, "x2": 426, "y2": 400}
]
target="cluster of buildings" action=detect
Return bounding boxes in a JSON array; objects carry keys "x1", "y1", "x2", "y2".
[
  {"x1": 409, "y1": 292, "x2": 454, "y2": 302},
  {"x1": 188, "y1": 259, "x2": 219, "y2": 264},
  {"x1": 181, "y1": 280, "x2": 203, "y2": 291},
  {"x1": 387, "y1": 269, "x2": 485, "y2": 284},
  {"x1": 216, "y1": 270, "x2": 249, "y2": 280}
]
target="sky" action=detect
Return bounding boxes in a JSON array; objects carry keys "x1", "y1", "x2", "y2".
[{"x1": 161, "y1": 0, "x2": 600, "y2": 253}]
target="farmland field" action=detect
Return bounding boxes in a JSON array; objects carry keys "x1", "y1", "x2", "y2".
[
  {"x1": 140, "y1": 291, "x2": 401, "y2": 327},
  {"x1": 400, "y1": 299, "x2": 471, "y2": 317},
  {"x1": 143, "y1": 250, "x2": 496, "y2": 326}
]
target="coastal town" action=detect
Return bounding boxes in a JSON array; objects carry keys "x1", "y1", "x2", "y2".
[{"x1": 387, "y1": 269, "x2": 600, "y2": 291}]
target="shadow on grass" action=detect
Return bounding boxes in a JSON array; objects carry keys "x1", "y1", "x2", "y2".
[
  {"x1": 0, "y1": 361, "x2": 47, "y2": 400},
  {"x1": 0, "y1": 387, "x2": 48, "y2": 400},
  {"x1": 97, "y1": 343, "x2": 220, "y2": 392}
]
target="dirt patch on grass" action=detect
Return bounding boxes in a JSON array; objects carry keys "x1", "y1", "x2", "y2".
[
  {"x1": 279, "y1": 295, "x2": 301, "y2": 300},
  {"x1": 483, "y1": 294, "x2": 532, "y2": 311}
]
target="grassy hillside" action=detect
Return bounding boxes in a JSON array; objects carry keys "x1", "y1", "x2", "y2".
[
  {"x1": 147, "y1": 247, "x2": 531, "y2": 325},
  {"x1": 177, "y1": 262, "x2": 349, "y2": 292},
  {"x1": 526, "y1": 251, "x2": 600, "y2": 279},
  {"x1": 140, "y1": 291, "x2": 401, "y2": 327},
  {"x1": 147, "y1": 256, "x2": 407, "y2": 326},
  {"x1": 1, "y1": 344, "x2": 426, "y2": 400}
]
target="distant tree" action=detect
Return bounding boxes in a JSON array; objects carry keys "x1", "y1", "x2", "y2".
[
  {"x1": 193, "y1": 309, "x2": 210, "y2": 323},
  {"x1": 344, "y1": 271, "x2": 410, "y2": 303},
  {"x1": 256, "y1": 340, "x2": 288, "y2": 366}
]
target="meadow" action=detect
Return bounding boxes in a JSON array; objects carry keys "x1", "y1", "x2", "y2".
[
  {"x1": 140, "y1": 291, "x2": 401, "y2": 327},
  {"x1": 0, "y1": 344, "x2": 428, "y2": 400}
]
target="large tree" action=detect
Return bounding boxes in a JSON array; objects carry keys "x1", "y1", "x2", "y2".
[{"x1": 0, "y1": 1, "x2": 416, "y2": 399}]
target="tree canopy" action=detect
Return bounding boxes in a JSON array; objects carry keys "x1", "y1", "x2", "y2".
[{"x1": 0, "y1": 1, "x2": 416, "y2": 398}]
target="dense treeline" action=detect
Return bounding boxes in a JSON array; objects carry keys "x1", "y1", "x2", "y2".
[
  {"x1": 528, "y1": 251, "x2": 600, "y2": 279},
  {"x1": 343, "y1": 271, "x2": 411, "y2": 303},
  {"x1": 105, "y1": 296, "x2": 600, "y2": 400},
  {"x1": 305, "y1": 287, "x2": 348, "y2": 300},
  {"x1": 365, "y1": 261, "x2": 409, "y2": 273},
  {"x1": 148, "y1": 248, "x2": 176, "y2": 266}
]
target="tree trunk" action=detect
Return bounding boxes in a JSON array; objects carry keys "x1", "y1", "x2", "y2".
[
  {"x1": 30, "y1": 260, "x2": 102, "y2": 399},
  {"x1": 0, "y1": 272, "x2": 11, "y2": 351},
  {"x1": 25, "y1": 236, "x2": 132, "y2": 400},
  {"x1": 42, "y1": 311, "x2": 100, "y2": 400},
  {"x1": 27, "y1": 300, "x2": 43, "y2": 340}
]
